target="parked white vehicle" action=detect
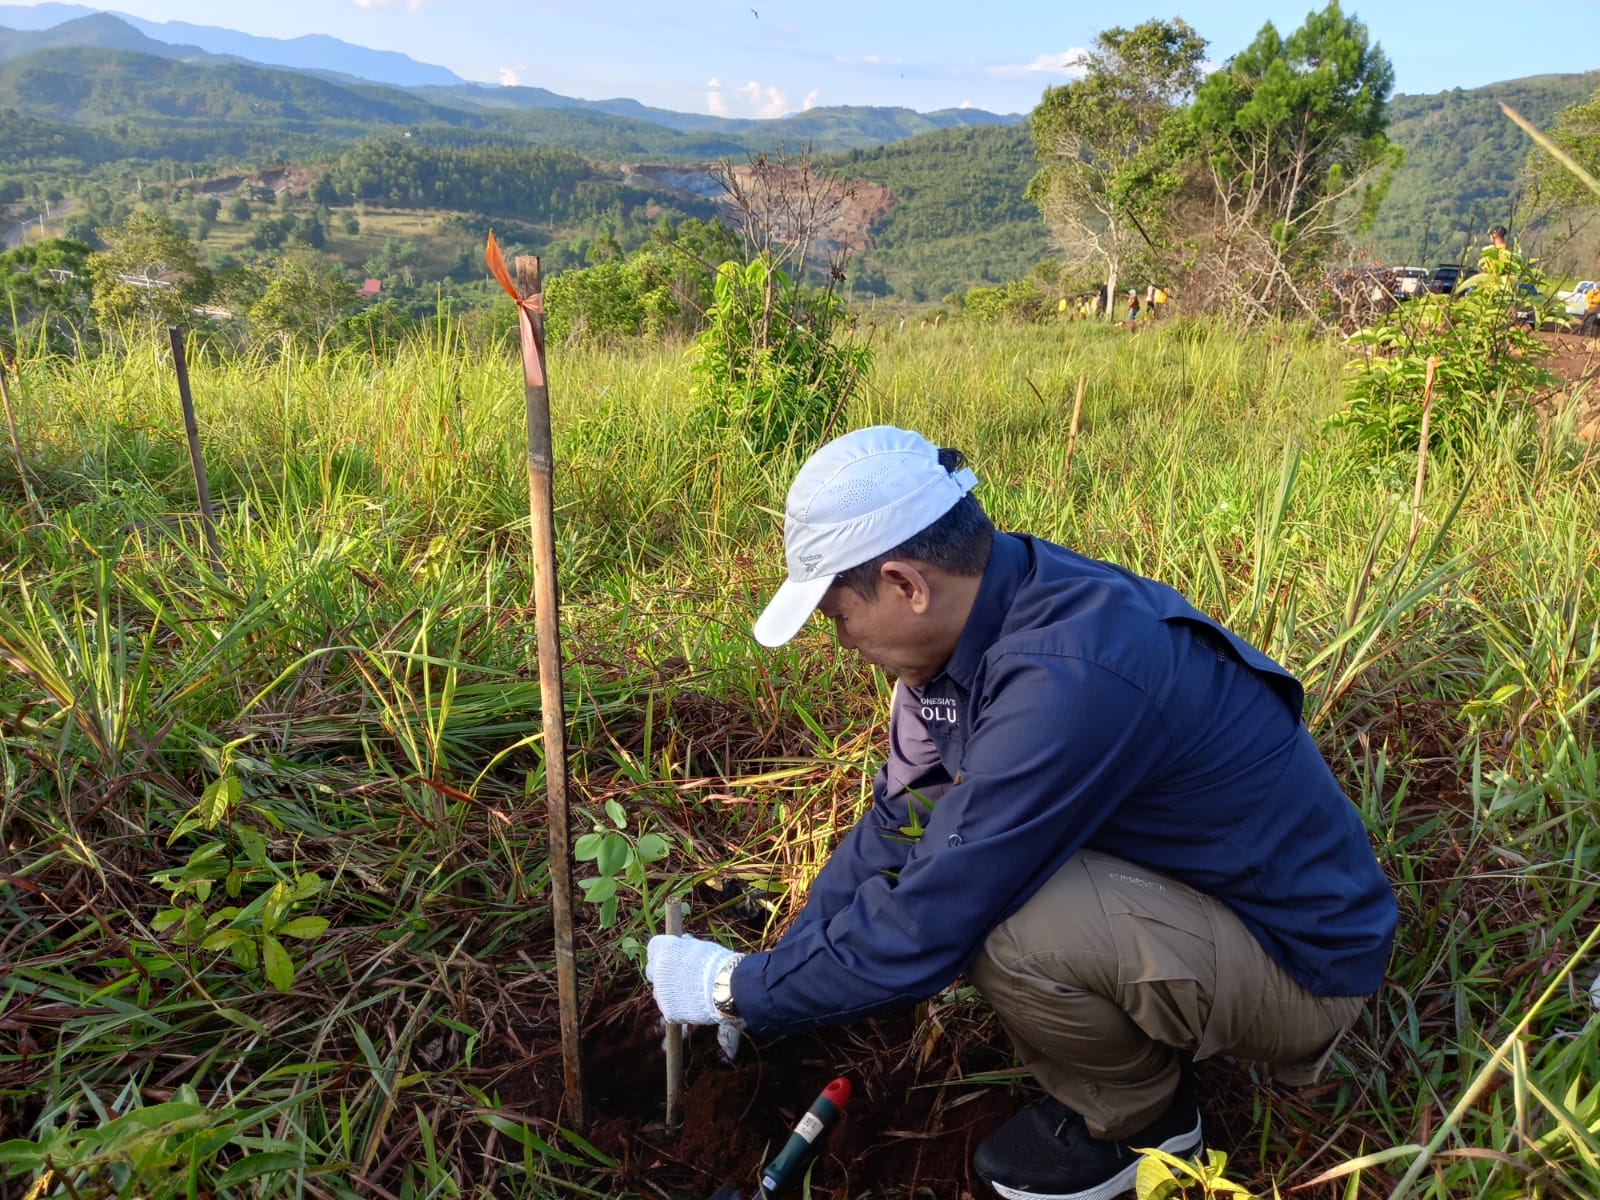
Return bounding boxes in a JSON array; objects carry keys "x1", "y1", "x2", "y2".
[
  {"x1": 1393, "y1": 267, "x2": 1430, "y2": 298},
  {"x1": 1559, "y1": 280, "x2": 1597, "y2": 316}
]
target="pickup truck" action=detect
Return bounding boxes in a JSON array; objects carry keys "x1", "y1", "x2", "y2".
[
  {"x1": 1559, "y1": 280, "x2": 1597, "y2": 317},
  {"x1": 1428, "y1": 264, "x2": 1466, "y2": 294}
]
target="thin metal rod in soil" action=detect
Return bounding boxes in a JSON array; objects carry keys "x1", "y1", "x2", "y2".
[
  {"x1": 664, "y1": 896, "x2": 684, "y2": 1128},
  {"x1": 515, "y1": 253, "x2": 586, "y2": 1130},
  {"x1": 167, "y1": 327, "x2": 223, "y2": 569}
]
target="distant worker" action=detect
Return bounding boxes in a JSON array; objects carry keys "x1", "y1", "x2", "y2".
[
  {"x1": 1153, "y1": 285, "x2": 1169, "y2": 318},
  {"x1": 1126, "y1": 288, "x2": 1140, "y2": 323},
  {"x1": 1488, "y1": 225, "x2": 1509, "y2": 251},
  {"x1": 1582, "y1": 283, "x2": 1600, "y2": 337}
]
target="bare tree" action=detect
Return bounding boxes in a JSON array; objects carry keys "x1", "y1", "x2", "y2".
[
  {"x1": 708, "y1": 143, "x2": 857, "y2": 351},
  {"x1": 1181, "y1": 3, "x2": 1399, "y2": 324},
  {"x1": 710, "y1": 143, "x2": 855, "y2": 281}
]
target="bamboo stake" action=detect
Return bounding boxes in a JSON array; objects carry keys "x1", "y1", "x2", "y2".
[
  {"x1": 485, "y1": 235, "x2": 585, "y2": 1129},
  {"x1": 0, "y1": 364, "x2": 43, "y2": 523},
  {"x1": 167, "y1": 328, "x2": 223, "y2": 569},
  {"x1": 663, "y1": 896, "x2": 684, "y2": 1129},
  {"x1": 1407, "y1": 356, "x2": 1439, "y2": 557},
  {"x1": 1064, "y1": 375, "x2": 1086, "y2": 480}
]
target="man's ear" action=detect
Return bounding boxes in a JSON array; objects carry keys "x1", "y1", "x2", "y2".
[{"x1": 879, "y1": 560, "x2": 932, "y2": 614}]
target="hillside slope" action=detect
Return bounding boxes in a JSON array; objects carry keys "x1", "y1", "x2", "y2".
[
  {"x1": 1369, "y1": 71, "x2": 1600, "y2": 263},
  {"x1": 828, "y1": 123, "x2": 1047, "y2": 300}
]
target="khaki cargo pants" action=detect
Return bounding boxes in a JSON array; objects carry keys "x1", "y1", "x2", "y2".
[{"x1": 969, "y1": 851, "x2": 1370, "y2": 1139}]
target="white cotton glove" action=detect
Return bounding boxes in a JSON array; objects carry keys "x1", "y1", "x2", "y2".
[{"x1": 645, "y1": 934, "x2": 737, "y2": 1025}]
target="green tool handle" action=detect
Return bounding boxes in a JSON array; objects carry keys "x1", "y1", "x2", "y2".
[{"x1": 758, "y1": 1077, "x2": 851, "y2": 1196}]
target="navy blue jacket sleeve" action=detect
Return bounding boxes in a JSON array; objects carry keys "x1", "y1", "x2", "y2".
[
  {"x1": 732, "y1": 653, "x2": 1165, "y2": 1034},
  {"x1": 784, "y1": 683, "x2": 954, "y2": 938}
]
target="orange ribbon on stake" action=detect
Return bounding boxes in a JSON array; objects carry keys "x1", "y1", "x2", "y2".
[{"x1": 485, "y1": 229, "x2": 547, "y2": 390}]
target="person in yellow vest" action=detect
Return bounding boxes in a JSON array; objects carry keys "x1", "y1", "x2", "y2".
[{"x1": 1582, "y1": 283, "x2": 1600, "y2": 337}]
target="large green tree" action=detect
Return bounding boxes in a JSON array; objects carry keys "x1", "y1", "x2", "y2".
[
  {"x1": 0, "y1": 237, "x2": 91, "y2": 356},
  {"x1": 246, "y1": 245, "x2": 359, "y2": 347},
  {"x1": 1027, "y1": 19, "x2": 1207, "y2": 317},
  {"x1": 85, "y1": 211, "x2": 211, "y2": 330},
  {"x1": 1180, "y1": 1, "x2": 1398, "y2": 319}
]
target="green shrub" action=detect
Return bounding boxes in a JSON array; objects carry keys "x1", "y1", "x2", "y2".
[
  {"x1": 1331, "y1": 245, "x2": 1559, "y2": 454},
  {"x1": 689, "y1": 255, "x2": 872, "y2": 459}
]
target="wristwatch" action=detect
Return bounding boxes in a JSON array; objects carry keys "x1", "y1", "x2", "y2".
[{"x1": 712, "y1": 953, "x2": 746, "y2": 1019}]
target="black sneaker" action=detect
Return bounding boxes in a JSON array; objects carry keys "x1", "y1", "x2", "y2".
[{"x1": 972, "y1": 1082, "x2": 1203, "y2": 1200}]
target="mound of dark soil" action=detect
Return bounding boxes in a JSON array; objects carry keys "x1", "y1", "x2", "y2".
[{"x1": 485, "y1": 985, "x2": 1017, "y2": 1198}]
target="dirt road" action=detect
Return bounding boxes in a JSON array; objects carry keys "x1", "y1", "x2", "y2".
[{"x1": 2, "y1": 198, "x2": 77, "y2": 249}]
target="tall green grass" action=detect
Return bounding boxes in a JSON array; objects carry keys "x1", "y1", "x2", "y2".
[{"x1": 1, "y1": 316, "x2": 1596, "y2": 1198}]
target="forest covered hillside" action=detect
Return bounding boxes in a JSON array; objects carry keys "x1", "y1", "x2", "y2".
[{"x1": 1366, "y1": 70, "x2": 1600, "y2": 264}]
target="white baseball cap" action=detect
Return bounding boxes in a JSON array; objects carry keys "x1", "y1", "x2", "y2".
[{"x1": 752, "y1": 426, "x2": 978, "y2": 647}]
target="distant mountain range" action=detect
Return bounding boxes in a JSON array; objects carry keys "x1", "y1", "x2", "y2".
[
  {"x1": 0, "y1": 6, "x2": 1018, "y2": 137},
  {"x1": 0, "y1": 3, "x2": 465, "y2": 86},
  {"x1": 0, "y1": 7, "x2": 1593, "y2": 291},
  {"x1": 0, "y1": 12, "x2": 1020, "y2": 169}
]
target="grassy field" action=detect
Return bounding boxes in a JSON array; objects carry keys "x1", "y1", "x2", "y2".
[{"x1": 1, "y1": 316, "x2": 1598, "y2": 1198}]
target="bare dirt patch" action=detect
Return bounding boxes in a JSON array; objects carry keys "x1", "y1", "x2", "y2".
[
  {"x1": 467, "y1": 878, "x2": 1356, "y2": 1198},
  {"x1": 1536, "y1": 329, "x2": 1600, "y2": 438}
]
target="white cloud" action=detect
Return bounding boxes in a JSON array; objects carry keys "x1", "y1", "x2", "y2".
[
  {"x1": 959, "y1": 99, "x2": 973, "y2": 109},
  {"x1": 498, "y1": 65, "x2": 522, "y2": 86},
  {"x1": 706, "y1": 75, "x2": 801, "y2": 118},
  {"x1": 988, "y1": 48, "x2": 1089, "y2": 79},
  {"x1": 802, "y1": 89, "x2": 820, "y2": 110},
  {"x1": 735, "y1": 80, "x2": 790, "y2": 118}
]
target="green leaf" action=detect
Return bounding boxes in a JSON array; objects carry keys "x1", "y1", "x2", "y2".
[
  {"x1": 276, "y1": 917, "x2": 330, "y2": 940},
  {"x1": 201, "y1": 929, "x2": 246, "y2": 951},
  {"x1": 580, "y1": 877, "x2": 619, "y2": 902},
  {"x1": 604, "y1": 797, "x2": 627, "y2": 828},
  {"x1": 216, "y1": 1152, "x2": 303, "y2": 1186},
  {"x1": 595, "y1": 832, "x2": 629, "y2": 877},
  {"x1": 199, "y1": 774, "x2": 241, "y2": 830},
  {"x1": 0, "y1": 1139, "x2": 46, "y2": 1167},
  {"x1": 262, "y1": 935, "x2": 294, "y2": 991},
  {"x1": 635, "y1": 833, "x2": 670, "y2": 862},
  {"x1": 151, "y1": 908, "x2": 188, "y2": 934},
  {"x1": 214, "y1": 1007, "x2": 268, "y2": 1036},
  {"x1": 573, "y1": 832, "x2": 604, "y2": 861}
]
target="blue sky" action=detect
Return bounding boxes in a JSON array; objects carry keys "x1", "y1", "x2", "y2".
[{"x1": 17, "y1": 0, "x2": 1600, "y2": 116}]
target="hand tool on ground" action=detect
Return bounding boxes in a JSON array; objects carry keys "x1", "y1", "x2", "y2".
[{"x1": 707, "y1": 1076, "x2": 851, "y2": 1200}]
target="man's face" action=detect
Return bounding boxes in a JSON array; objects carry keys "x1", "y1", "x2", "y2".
[{"x1": 816, "y1": 577, "x2": 930, "y2": 684}]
